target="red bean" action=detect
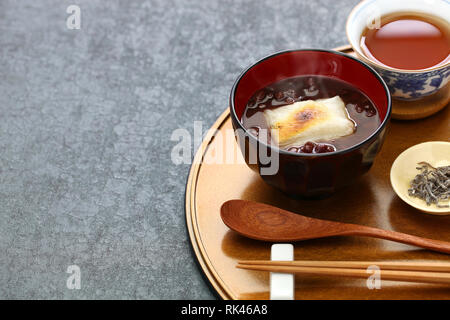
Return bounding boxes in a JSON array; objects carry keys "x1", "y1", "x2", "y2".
[
  {"x1": 275, "y1": 91, "x2": 284, "y2": 100},
  {"x1": 248, "y1": 126, "x2": 260, "y2": 137},
  {"x1": 285, "y1": 97, "x2": 295, "y2": 104},
  {"x1": 314, "y1": 143, "x2": 335, "y2": 153},
  {"x1": 304, "y1": 87, "x2": 319, "y2": 97},
  {"x1": 306, "y1": 77, "x2": 315, "y2": 87},
  {"x1": 366, "y1": 109, "x2": 376, "y2": 117},
  {"x1": 247, "y1": 99, "x2": 257, "y2": 109},
  {"x1": 355, "y1": 104, "x2": 363, "y2": 113},
  {"x1": 300, "y1": 141, "x2": 315, "y2": 153}
]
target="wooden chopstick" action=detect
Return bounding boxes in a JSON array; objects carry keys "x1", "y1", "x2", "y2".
[
  {"x1": 237, "y1": 261, "x2": 450, "y2": 285},
  {"x1": 238, "y1": 260, "x2": 450, "y2": 272}
]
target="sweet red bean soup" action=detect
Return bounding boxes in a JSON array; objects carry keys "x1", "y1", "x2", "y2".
[{"x1": 241, "y1": 75, "x2": 380, "y2": 154}]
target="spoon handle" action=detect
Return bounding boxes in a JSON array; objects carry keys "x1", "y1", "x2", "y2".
[{"x1": 347, "y1": 225, "x2": 450, "y2": 254}]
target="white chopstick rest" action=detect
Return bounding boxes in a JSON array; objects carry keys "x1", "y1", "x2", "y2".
[{"x1": 270, "y1": 244, "x2": 294, "y2": 300}]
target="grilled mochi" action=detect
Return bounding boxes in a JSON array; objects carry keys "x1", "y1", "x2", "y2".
[{"x1": 263, "y1": 96, "x2": 355, "y2": 148}]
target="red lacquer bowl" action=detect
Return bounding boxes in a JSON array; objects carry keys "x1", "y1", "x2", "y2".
[{"x1": 229, "y1": 49, "x2": 392, "y2": 198}]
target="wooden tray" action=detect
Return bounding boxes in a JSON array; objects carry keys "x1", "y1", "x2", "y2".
[{"x1": 185, "y1": 48, "x2": 450, "y2": 300}]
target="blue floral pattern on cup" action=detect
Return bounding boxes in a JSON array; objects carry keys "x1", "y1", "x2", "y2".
[{"x1": 372, "y1": 65, "x2": 450, "y2": 100}]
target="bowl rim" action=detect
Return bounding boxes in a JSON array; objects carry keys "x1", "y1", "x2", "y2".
[
  {"x1": 346, "y1": 0, "x2": 450, "y2": 74},
  {"x1": 389, "y1": 141, "x2": 450, "y2": 214},
  {"x1": 229, "y1": 48, "x2": 392, "y2": 158}
]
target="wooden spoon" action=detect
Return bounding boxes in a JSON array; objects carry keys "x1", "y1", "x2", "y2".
[{"x1": 220, "y1": 200, "x2": 450, "y2": 254}]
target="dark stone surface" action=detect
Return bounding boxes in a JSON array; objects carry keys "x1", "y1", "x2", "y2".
[{"x1": 0, "y1": 0, "x2": 359, "y2": 299}]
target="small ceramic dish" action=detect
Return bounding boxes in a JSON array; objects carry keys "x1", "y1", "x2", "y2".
[
  {"x1": 346, "y1": 0, "x2": 450, "y2": 101},
  {"x1": 390, "y1": 141, "x2": 450, "y2": 215}
]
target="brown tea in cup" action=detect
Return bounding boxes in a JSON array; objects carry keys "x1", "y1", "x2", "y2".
[{"x1": 360, "y1": 13, "x2": 450, "y2": 70}]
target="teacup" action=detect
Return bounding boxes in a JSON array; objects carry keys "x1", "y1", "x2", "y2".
[{"x1": 346, "y1": 0, "x2": 450, "y2": 100}]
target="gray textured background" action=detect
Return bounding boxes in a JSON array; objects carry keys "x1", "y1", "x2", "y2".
[{"x1": 0, "y1": 0, "x2": 359, "y2": 299}]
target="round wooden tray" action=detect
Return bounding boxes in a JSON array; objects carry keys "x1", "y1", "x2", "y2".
[{"x1": 185, "y1": 49, "x2": 450, "y2": 300}]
